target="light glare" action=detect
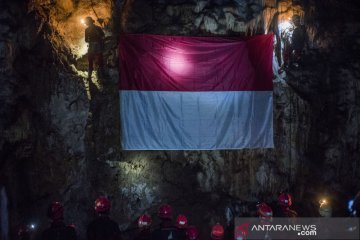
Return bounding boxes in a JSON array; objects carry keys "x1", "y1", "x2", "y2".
[
  {"x1": 319, "y1": 199, "x2": 327, "y2": 207},
  {"x1": 165, "y1": 51, "x2": 193, "y2": 76},
  {"x1": 348, "y1": 199, "x2": 354, "y2": 212},
  {"x1": 279, "y1": 21, "x2": 292, "y2": 33}
]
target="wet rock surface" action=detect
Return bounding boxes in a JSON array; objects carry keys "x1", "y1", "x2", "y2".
[{"x1": 0, "y1": 0, "x2": 359, "y2": 239}]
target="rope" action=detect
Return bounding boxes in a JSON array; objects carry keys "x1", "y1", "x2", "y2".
[{"x1": 89, "y1": 0, "x2": 104, "y2": 27}]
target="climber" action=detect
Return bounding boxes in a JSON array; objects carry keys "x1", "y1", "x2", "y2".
[
  {"x1": 84, "y1": 16, "x2": 105, "y2": 79},
  {"x1": 210, "y1": 223, "x2": 224, "y2": 240},
  {"x1": 42, "y1": 201, "x2": 77, "y2": 240},
  {"x1": 276, "y1": 193, "x2": 298, "y2": 218},
  {"x1": 135, "y1": 214, "x2": 152, "y2": 240},
  {"x1": 290, "y1": 15, "x2": 307, "y2": 67},
  {"x1": 152, "y1": 204, "x2": 183, "y2": 240},
  {"x1": 87, "y1": 196, "x2": 122, "y2": 240},
  {"x1": 186, "y1": 226, "x2": 199, "y2": 240}
]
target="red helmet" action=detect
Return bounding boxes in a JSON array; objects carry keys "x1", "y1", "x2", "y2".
[
  {"x1": 211, "y1": 223, "x2": 224, "y2": 239},
  {"x1": 186, "y1": 225, "x2": 199, "y2": 240},
  {"x1": 278, "y1": 193, "x2": 292, "y2": 207},
  {"x1": 256, "y1": 202, "x2": 273, "y2": 218},
  {"x1": 47, "y1": 201, "x2": 64, "y2": 221},
  {"x1": 158, "y1": 204, "x2": 172, "y2": 219},
  {"x1": 95, "y1": 196, "x2": 111, "y2": 213},
  {"x1": 176, "y1": 214, "x2": 188, "y2": 228},
  {"x1": 138, "y1": 214, "x2": 152, "y2": 228}
]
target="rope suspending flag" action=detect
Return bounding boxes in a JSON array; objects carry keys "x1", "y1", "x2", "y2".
[{"x1": 119, "y1": 34, "x2": 274, "y2": 150}]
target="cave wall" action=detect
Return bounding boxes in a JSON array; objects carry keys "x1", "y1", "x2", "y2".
[
  {"x1": 0, "y1": 0, "x2": 91, "y2": 238},
  {"x1": 0, "y1": 0, "x2": 359, "y2": 239}
]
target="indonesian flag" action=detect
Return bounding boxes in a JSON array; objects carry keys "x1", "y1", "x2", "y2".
[{"x1": 119, "y1": 34, "x2": 274, "y2": 150}]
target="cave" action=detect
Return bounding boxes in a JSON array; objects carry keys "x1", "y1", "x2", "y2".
[{"x1": 0, "y1": 0, "x2": 360, "y2": 239}]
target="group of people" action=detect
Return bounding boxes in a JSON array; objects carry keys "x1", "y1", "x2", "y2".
[
  {"x1": 18, "y1": 196, "x2": 121, "y2": 240},
  {"x1": 16, "y1": 192, "x2": 301, "y2": 240},
  {"x1": 16, "y1": 191, "x2": 360, "y2": 240}
]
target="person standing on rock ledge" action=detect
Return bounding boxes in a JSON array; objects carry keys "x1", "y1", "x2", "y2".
[{"x1": 84, "y1": 16, "x2": 105, "y2": 80}]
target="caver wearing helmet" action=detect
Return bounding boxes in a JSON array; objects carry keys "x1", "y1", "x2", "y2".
[
  {"x1": 135, "y1": 214, "x2": 152, "y2": 240},
  {"x1": 42, "y1": 201, "x2": 77, "y2": 240},
  {"x1": 211, "y1": 223, "x2": 224, "y2": 240},
  {"x1": 152, "y1": 204, "x2": 183, "y2": 240},
  {"x1": 176, "y1": 214, "x2": 188, "y2": 229},
  {"x1": 176, "y1": 214, "x2": 188, "y2": 239},
  {"x1": 186, "y1": 225, "x2": 199, "y2": 240},
  {"x1": 277, "y1": 193, "x2": 298, "y2": 218},
  {"x1": 291, "y1": 15, "x2": 301, "y2": 27},
  {"x1": 278, "y1": 193, "x2": 292, "y2": 207},
  {"x1": 256, "y1": 202, "x2": 273, "y2": 223},
  {"x1": 138, "y1": 214, "x2": 152, "y2": 228},
  {"x1": 87, "y1": 196, "x2": 122, "y2": 240},
  {"x1": 94, "y1": 196, "x2": 111, "y2": 214},
  {"x1": 158, "y1": 204, "x2": 173, "y2": 219},
  {"x1": 84, "y1": 15, "x2": 105, "y2": 79},
  {"x1": 84, "y1": 16, "x2": 95, "y2": 25}
]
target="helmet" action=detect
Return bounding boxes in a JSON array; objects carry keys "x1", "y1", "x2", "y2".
[
  {"x1": 256, "y1": 202, "x2": 273, "y2": 219},
  {"x1": 47, "y1": 201, "x2": 64, "y2": 221},
  {"x1": 176, "y1": 214, "x2": 188, "y2": 228},
  {"x1": 158, "y1": 204, "x2": 172, "y2": 219},
  {"x1": 138, "y1": 214, "x2": 152, "y2": 228},
  {"x1": 292, "y1": 15, "x2": 301, "y2": 25},
  {"x1": 211, "y1": 223, "x2": 224, "y2": 239},
  {"x1": 186, "y1": 225, "x2": 199, "y2": 240},
  {"x1": 278, "y1": 193, "x2": 292, "y2": 207},
  {"x1": 85, "y1": 16, "x2": 94, "y2": 24},
  {"x1": 95, "y1": 196, "x2": 111, "y2": 213}
]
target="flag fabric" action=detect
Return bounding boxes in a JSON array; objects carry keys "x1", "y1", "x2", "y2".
[{"x1": 119, "y1": 34, "x2": 274, "y2": 150}]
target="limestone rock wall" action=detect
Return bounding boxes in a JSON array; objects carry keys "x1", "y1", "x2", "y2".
[{"x1": 0, "y1": 1, "x2": 91, "y2": 238}]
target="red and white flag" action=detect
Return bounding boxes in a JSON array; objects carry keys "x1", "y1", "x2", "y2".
[{"x1": 119, "y1": 34, "x2": 274, "y2": 150}]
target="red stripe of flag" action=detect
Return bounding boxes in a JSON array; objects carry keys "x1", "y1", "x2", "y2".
[{"x1": 119, "y1": 34, "x2": 273, "y2": 91}]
